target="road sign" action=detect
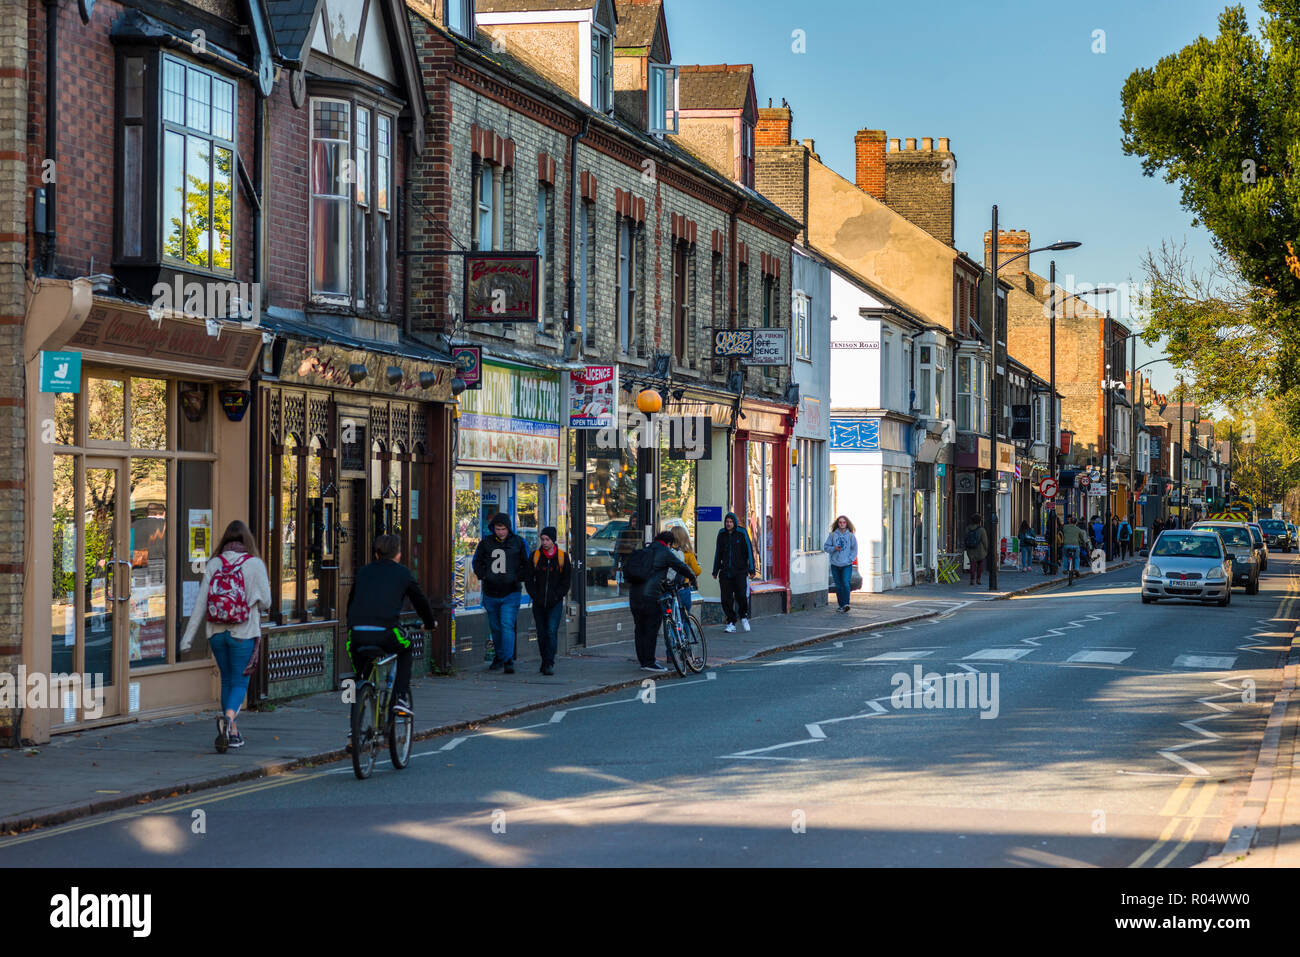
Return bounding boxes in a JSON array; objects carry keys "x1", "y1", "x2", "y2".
[
  {"x1": 1077, "y1": 473, "x2": 1091, "y2": 489},
  {"x1": 1039, "y1": 477, "x2": 1058, "y2": 499}
]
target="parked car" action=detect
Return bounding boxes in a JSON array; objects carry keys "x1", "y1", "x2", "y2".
[
  {"x1": 1248, "y1": 523, "x2": 1270, "y2": 571},
  {"x1": 1288, "y1": 522, "x2": 1297, "y2": 543},
  {"x1": 1192, "y1": 522, "x2": 1260, "y2": 594},
  {"x1": 1258, "y1": 518, "x2": 1292, "y2": 552},
  {"x1": 584, "y1": 519, "x2": 637, "y2": 586},
  {"x1": 1142, "y1": 530, "x2": 1232, "y2": 606}
]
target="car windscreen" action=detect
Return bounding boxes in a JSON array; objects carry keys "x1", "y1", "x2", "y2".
[
  {"x1": 1261, "y1": 520, "x2": 1286, "y2": 531},
  {"x1": 1206, "y1": 527, "x2": 1252, "y2": 546},
  {"x1": 1152, "y1": 535, "x2": 1222, "y2": 559}
]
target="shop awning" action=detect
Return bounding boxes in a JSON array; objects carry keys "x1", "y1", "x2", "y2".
[{"x1": 260, "y1": 311, "x2": 456, "y2": 364}]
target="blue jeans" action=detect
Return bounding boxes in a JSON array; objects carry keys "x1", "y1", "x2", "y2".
[
  {"x1": 677, "y1": 585, "x2": 693, "y2": 613},
  {"x1": 533, "y1": 602, "x2": 564, "y2": 668},
  {"x1": 209, "y1": 631, "x2": 257, "y2": 715},
  {"x1": 1063, "y1": 545, "x2": 1080, "y2": 574},
  {"x1": 1018, "y1": 545, "x2": 1033, "y2": 571},
  {"x1": 483, "y1": 592, "x2": 521, "y2": 663},
  {"x1": 830, "y1": 564, "x2": 853, "y2": 609}
]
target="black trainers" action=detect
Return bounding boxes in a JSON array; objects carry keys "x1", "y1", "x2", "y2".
[
  {"x1": 504, "y1": 660, "x2": 515, "y2": 674},
  {"x1": 487, "y1": 658, "x2": 504, "y2": 671},
  {"x1": 641, "y1": 663, "x2": 668, "y2": 673},
  {"x1": 227, "y1": 732, "x2": 245, "y2": 749},
  {"x1": 540, "y1": 664, "x2": 554, "y2": 676},
  {"x1": 215, "y1": 716, "x2": 229, "y2": 754}
]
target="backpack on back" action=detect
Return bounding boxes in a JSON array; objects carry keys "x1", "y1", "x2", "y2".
[
  {"x1": 207, "y1": 554, "x2": 252, "y2": 624},
  {"x1": 622, "y1": 547, "x2": 656, "y2": 585},
  {"x1": 964, "y1": 527, "x2": 982, "y2": 549}
]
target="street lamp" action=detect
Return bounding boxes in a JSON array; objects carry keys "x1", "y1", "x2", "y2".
[
  {"x1": 1128, "y1": 354, "x2": 1170, "y2": 532},
  {"x1": 986, "y1": 206, "x2": 1079, "y2": 589}
]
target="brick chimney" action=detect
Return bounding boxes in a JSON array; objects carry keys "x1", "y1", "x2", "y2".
[
  {"x1": 881, "y1": 134, "x2": 956, "y2": 245},
  {"x1": 855, "y1": 129, "x2": 886, "y2": 201},
  {"x1": 983, "y1": 229, "x2": 1031, "y2": 273},
  {"x1": 757, "y1": 106, "x2": 793, "y2": 147}
]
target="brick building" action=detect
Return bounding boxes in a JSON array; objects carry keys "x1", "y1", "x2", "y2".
[{"x1": 405, "y1": 0, "x2": 798, "y2": 658}]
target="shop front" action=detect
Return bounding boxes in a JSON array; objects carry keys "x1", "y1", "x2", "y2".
[
  {"x1": 451, "y1": 358, "x2": 564, "y2": 666},
  {"x1": 24, "y1": 285, "x2": 262, "y2": 741},
  {"x1": 736, "y1": 399, "x2": 793, "y2": 612},
  {"x1": 253, "y1": 325, "x2": 456, "y2": 699}
]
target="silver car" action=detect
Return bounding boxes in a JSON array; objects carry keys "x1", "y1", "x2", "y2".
[
  {"x1": 1191, "y1": 522, "x2": 1260, "y2": 594},
  {"x1": 1141, "y1": 530, "x2": 1232, "y2": 606}
]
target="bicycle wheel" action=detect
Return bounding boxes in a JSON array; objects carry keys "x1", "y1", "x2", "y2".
[
  {"x1": 351, "y1": 683, "x2": 378, "y2": 780},
  {"x1": 683, "y1": 614, "x2": 708, "y2": 673},
  {"x1": 389, "y1": 690, "x2": 413, "y2": 770},
  {"x1": 663, "y1": 614, "x2": 686, "y2": 676}
]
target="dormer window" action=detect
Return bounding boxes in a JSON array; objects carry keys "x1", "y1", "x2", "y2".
[
  {"x1": 446, "y1": 0, "x2": 474, "y2": 37},
  {"x1": 648, "y1": 64, "x2": 678, "y2": 135},
  {"x1": 591, "y1": 26, "x2": 613, "y2": 111}
]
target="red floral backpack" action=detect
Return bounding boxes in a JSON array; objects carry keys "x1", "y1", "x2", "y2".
[{"x1": 207, "y1": 554, "x2": 252, "y2": 624}]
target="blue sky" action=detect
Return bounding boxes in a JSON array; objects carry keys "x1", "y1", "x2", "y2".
[{"x1": 666, "y1": 0, "x2": 1265, "y2": 395}]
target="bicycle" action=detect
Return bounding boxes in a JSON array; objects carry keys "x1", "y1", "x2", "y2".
[
  {"x1": 660, "y1": 585, "x2": 707, "y2": 675},
  {"x1": 1062, "y1": 545, "x2": 1081, "y2": 585},
  {"x1": 349, "y1": 642, "x2": 413, "y2": 780}
]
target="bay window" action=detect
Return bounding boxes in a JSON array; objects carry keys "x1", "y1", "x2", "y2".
[
  {"x1": 617, "y1": 217, "x2": 638, "y2": 355},
  {"x1": 957, "y1": 355, "x2": 989, "y2": 432},
  {"x1": 591, "y1": 27, "x2": 613, "y2": 111}
]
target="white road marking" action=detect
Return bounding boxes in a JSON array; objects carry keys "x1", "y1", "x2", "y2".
[
  {"x1": 963, "y1": 648, "x2": 1032, "y2": 661},
  {"x1": 1067, "y1": 650, "x2": 1134, "y2": 664},
  {"x1": 760, "y1": 655, "x2": 833, "y2": 666},
  {"x1": 865, "y1": 650, "x2": 935, "y2": 661},
  {"x1": 1173, "y1": 654, "x2": 1237, "y2": 670},
  {"x1": 1019, "y1": 610, "x2": 1118, "y2": 647},
  {"x1": 438, "y1": 736, "x2": 467, "y2": 751},
  {"x1": 805, "y1": 723, "x2": 826, "y2": 739}
]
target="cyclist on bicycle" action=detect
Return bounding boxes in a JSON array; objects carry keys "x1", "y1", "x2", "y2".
[
  {"x1": 1061, "y1": 519, "x2": 1088, "y2": 585},
  {"x1": 346, "y1": 534, "x2": 439, "y2": 717},
  {"x1": 627, "y1": 530, "x2": 697, "y2": 673}
]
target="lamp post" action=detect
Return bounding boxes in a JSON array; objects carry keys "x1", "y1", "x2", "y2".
[{"x1": 985, "y1": 212, "x2": 1079, "y2": 589}]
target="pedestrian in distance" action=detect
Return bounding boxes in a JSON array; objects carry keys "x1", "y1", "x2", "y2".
[
  {"x1": 346, "y1": 533, "x2": 439, "y2": 720},
  {"x1": 525, "y1": 526, "x2": 571, "y2": 676},
  {"x1": 180, "y1": 520, "x2": 272, "y2": 753},
  {"x1": 1117, "y1": 515, "x2": 1133, "y2": 561},
  {"x1": 824, "y1": 515, "x2": 858, "y2": 612},
  {"x1": 1061, "y1": 519, "x2": 1088, "y2": 585},
  {"x1": 626, "y1": 531, "x2": 697, "y2": 672},
  {"x1": 1108, "y1": 515, "x2": 1120, "y2": 561},
  {"x1": 472, "y1": 512, "x2": 531, "y2": 674},
  {"x1": 712, "y1": 511, "x2": 755, "y2": 632},
  {"x1": 964, "y1": 514, "x2": 990, "y2": 586},
  {"x1": 1091, "y1": 515, "x2": 1105, "y2": 551},
  {"x1": 667, "y1": 525, "x2": 702, "y2": 615},
  {"x1": 1017, "y1": 519, "x2": 1035, "y2": 572}
]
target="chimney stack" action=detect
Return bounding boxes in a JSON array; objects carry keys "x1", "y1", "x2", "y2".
[
  {"x1": 854, "y1": 129, "x2": 887, "y2": 201},
  {"x1": 756, "y1": 106, "x2": 793, "y2": 147},
  {"x1": 983, "y1": 229, "x2": 1031, "y2": 273}
]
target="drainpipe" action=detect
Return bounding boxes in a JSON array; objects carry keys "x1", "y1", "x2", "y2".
[
  {"x1": 566, "y1": 115, "x2": 589, "y2": 649},
  {"x1": 565, "y1": 116, "x2": 591, "y2": 340},
  {"x1": 727, "y1": 197, "x2": 747, "y2": 512},
  {"x1": 42, "y1": 0, "x2": 58, "y2": 274},
  {"x1": 907, "y1": 326, "x2": 926, "y2": 584}
]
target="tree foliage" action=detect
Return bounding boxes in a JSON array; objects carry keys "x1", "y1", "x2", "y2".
[
  {"x1": 1121, "y1": 2, "x2": 1300, "y2": 412},
  {"x1": 1216, "y1": 394, "x2": 1300, "y2": 506}
]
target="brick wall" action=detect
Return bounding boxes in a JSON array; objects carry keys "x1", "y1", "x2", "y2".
[
  {"x1": 754, "y1": 142, "x2": 807, "y2": 243},
  {"x1": 854, "y1": 128, "x2": 885, "y2": 201},
  {"x1": 756, "y1": 106, "x2": 791, "y2": 147},
  {"x1": 884, "y1": 137, "x2": 954, "y2": 246}
]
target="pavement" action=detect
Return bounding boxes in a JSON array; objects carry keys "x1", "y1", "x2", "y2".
[{"x1": 33, "y1": 552, "x2": 1300, "y2": 863}]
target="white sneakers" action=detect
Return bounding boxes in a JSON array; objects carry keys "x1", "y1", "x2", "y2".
[
  {"x1": 724, "y1": 623, "x2": 737, "y2": 633},
  {"x1": 741, "y1": 618, "x2": 751, "y2": 632}
]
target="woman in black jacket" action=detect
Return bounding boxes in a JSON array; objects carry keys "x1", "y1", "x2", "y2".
[{"x1": 525, "y1": 526, "x2": 571, "y2": 676}]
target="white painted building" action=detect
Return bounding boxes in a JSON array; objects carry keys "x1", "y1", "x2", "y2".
[{"x1": 789, "y1": 246, "x2": 832, "y2": 607}]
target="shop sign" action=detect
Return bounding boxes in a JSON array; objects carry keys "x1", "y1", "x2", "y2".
[
  {"x1": 955, "y1": 471, "x2": 977, "y2": 495},
  {"x1": 453, "y1": 346, "x2": 482, "y2": 389},
  {"x1": 457, "y1": 360, "x2": 561, "y2": 469},
  {"x1": 568, "y1": 365, "x2": 619, "y2": 429},
  {"x1": 830, "y1": 418, "x2": 880, "y2": 451},
  {"x1": 747, "y1": 329, "x2": 789, "y2": 366},
  {"x1": 39, "y1": 350, "x2": 81, "y2": 393},
  {"x1": 712, "y1": 328, "x2": 753, "y2": 357},
  {"x1": 995, "y1": 442, "x2": 1014, "y2": 473},
  {"x1": 696, "y1": 506, "x2": 723, "y2": 522},
  {"x1": 67, "y1": 308, "x2": 260, "y2": 374},
  {"x1": 464, "y1": 253, "x2": 539, "y2": 323}
]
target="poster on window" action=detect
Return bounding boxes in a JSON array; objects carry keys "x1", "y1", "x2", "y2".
[
  {"x1": 188, "y1": 509, "x2": 213, "y2": 563},
  {"x1": 568, "y1": 365, "x2": 619, "y2": 429},
  {"x1": 464, "y1": 253, "x2": 540, "y2": 323}
]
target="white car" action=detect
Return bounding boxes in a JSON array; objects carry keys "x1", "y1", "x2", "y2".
[{"x1": 1141, "y1": 530, "x2": 1231, "y2": 606}]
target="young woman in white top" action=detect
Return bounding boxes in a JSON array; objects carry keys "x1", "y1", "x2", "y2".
[{"x1": 180, "y1": 520, "x2": 271, "y2": 753}]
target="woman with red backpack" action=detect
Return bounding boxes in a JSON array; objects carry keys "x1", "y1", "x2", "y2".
[{"x1": 180, "y1": 521, "x2": 271, "y2": 753}]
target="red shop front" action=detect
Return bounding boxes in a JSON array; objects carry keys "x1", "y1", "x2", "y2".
[{"x1": 732, "y1": 398, "x2": 793, "y2": 616}]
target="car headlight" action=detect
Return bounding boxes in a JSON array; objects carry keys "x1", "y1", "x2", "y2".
[
  {"x1": 1144, "y1": 564, "x2": 1162, "y2": 578},
  {"x1": 1207, "y1": 567, "x2": 1225, "y2": 580}
]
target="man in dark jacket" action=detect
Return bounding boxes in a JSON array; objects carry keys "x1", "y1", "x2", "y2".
[
  {"x1": 471, "y1": 512, "x2": 531, "y2": 674},
  {"x1": 712, "y1": 511, "x2": 754, "y2": 632},
  {"x1": 346, "y1": 534, "x2": 440, "y2": 716},
  {"x1": 629, "y1": 531, "x2": 697, "y2": 672},
  {"x1": 525, "y1": 526, "x2": 571, "y2": 676}
]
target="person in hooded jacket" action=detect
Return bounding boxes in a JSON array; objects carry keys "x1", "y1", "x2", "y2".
[
  {"x1": 712, "y1": 511, "x2": 755, "y2": 632},
  {"x1": 472, "y1": 512, "x2": 531, "y2": 673},
  {"x1": 629, "y1": 531, "x2": 697, "y2": 672},
  {"x1": 525, "y1": 526, "x2": 571, "y2": 676}
]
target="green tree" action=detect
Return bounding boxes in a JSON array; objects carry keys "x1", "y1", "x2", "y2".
[{"x1": 1121, "y1": 2, "x2": 1300, "y2": 411}]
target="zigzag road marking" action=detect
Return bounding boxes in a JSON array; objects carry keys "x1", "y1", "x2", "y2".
[{"x1": 1018, "y1": 611, "x2": 1117, "y2": 648}]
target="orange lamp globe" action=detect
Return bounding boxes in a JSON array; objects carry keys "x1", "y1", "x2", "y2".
[{"x1": 636, "y1": 388, "x2": 662, "y2": 414}]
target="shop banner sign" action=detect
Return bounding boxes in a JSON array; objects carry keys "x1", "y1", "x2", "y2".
[
  {"x1": 568, "y1": 365, "x2": 618, "y2": 429},
  {"x1": 40, "y1": 350, "x2": 81, "y2": 393},
  {"x1": 712, "y1": 328, "x2": 753, "y2": 358},
  {"x1": 457, "y1": 361, "x2": 561, "y2": 468},
  {"x1": 453, "y1": 346, "x2": 482, "y2": 389},
  {"x1": 830, "y1": 419, "x2": 880, "y2": 451},
  {"x1": 464, "y1": 253, "x2": 539, "y2": 323},
  {"x1": 747, "y1": 329, "x2": 789, "y2": 366}
]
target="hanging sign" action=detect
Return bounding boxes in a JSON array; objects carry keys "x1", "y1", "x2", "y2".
[
  {"x1": 747, "y1": 329, "x2": 789, "y2": 366},
  {"x1": 712, "y1": 328, "x2": 754, "y2": 358},
  {"x1": 464, "y1": 253, "x2": 539, "y2": 323},
  {"x1": 568, "y1": 365, "x2": 618, "y2": 429},
  {"x1": 453, "y1": 346, "x2": 482, "y2": 389}
]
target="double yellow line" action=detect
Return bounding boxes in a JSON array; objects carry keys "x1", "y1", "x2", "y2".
[
  {"x1": 0, "y1": 769, "x2": 329, "y2": 849},
  {"x1": 1129, "y1": 777, "x2": 1219, "y2": 868}
]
